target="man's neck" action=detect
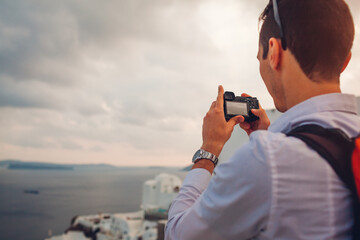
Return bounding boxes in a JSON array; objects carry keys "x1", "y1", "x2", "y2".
[
  {"x1": 281, "y1": 52, "x2": 341, "y2": 111},
  {"x1": 284, "y1": 80, "x2": 341, "y2": 110}
]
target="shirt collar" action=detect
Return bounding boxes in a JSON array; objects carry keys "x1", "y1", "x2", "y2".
[{"x1": 268, "y1": 93, "x2": 358, "y2": 134}]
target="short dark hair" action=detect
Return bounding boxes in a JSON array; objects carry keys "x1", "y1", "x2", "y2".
[{"x1": 259, "y1": 0, "x2": 355, "y2": 81}]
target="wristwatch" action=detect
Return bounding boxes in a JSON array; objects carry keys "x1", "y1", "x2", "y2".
[{"x1": 192, "y1": 149, "x2": 219, "y2": 167}]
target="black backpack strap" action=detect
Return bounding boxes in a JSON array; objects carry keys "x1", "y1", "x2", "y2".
[
  {"x1": 287, "y1": 124, "x2": 359, "y2": 239},
  {"x1": 287, "y1": 124, "x2": 355, "y2": 188}
]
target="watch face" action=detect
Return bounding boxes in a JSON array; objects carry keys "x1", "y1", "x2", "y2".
[{"x1": 192, "y1": 149, "x2": 202, "y2": 162}]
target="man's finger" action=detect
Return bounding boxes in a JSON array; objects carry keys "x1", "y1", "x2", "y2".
[
  {"x1": 251, "y1": 109, "x2": 261, "y2": 117},
  {"x1": 209, "y1": 101, "x2": 216, "y2": 111},
  {"x1": 241, "y1": 93, "x2": 252, "y2": 98},
  {"x1": 228, "y1": 115, "x2": 244, "y2": 127},
  {"x1": 215, "y1": 85, "x2": 224, "y2": 109},
  {"x1": 240, "y1": 122, "x2": 250, "y2": 130},
  {"x1": 251, "y1": 108, "x2": 265, "y2": 117}
]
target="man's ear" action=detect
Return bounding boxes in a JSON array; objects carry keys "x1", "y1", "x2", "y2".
[
  {"x1": 268, "y1": 38, "x2": 282, "y2": 70},
  {"x1": 341, "y1": 52, "x2": 352, "y2": 73}
]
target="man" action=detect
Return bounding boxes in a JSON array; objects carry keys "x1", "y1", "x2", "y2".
[{"x1": 165, "y1": 0, "x2": 359, "y2": 239}]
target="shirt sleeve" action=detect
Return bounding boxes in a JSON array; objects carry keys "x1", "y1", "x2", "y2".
[{"x1": 165, "y1": 132, "x2": 272, "y2": 240}]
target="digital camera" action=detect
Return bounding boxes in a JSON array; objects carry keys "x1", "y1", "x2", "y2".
[{"x1": 223, "y1": 91, "x2": 259, "y2": 122}]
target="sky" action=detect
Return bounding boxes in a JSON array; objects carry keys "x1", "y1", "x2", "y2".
[{"x1": 0, "y1": 0, "x2": 359, "y2": 167}]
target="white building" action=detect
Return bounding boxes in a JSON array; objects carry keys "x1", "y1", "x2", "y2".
[
  {"x1": 141, "y1": 173, "x2": 182, "y2": 217},
  {"x1": 110, "y1": 211, "x2": 144, "y2": 240},
  {"x1": 46, "y1": 173, "x2": 182, "y2": 240}
]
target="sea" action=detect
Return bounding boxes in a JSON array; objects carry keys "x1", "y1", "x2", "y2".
[{"x1": 0, "y1": 167, "x2": 187, "y2": 240}]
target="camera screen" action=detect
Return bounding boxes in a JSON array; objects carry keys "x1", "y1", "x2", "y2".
[{"x1": 226, "y1": 101, "x2": 248, "y2": 116}]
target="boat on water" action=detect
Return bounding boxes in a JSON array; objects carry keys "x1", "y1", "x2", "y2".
[
  {"x1": 24, "y1": 189, "x2": 39, "y2": 195},
  {"x1": 45, "y1": 173, "x2": 182, "y2": 240}
]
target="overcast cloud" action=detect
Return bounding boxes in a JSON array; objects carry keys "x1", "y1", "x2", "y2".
[{"x1": 0, "y1": 0, "x2": 359, "y2": 166}]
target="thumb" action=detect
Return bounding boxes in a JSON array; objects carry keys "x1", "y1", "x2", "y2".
[{"x1": 228, "y1": 115, "x2": 244, "y2": 127}]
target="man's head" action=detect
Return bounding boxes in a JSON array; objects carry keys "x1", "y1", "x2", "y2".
[{"x1": 259, "y1": 0, "x2": 354, "y2": 82}]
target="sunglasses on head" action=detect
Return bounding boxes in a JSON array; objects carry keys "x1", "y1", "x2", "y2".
[{"x1": 273, "y1": 0, "x2": 287, "y2": 50}]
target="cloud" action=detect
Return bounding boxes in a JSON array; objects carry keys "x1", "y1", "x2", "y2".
[{"x1": 0, "y1": 0, "x2": 359, "y2": 166}]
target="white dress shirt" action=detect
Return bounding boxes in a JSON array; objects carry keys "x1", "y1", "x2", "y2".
[{"x1": 165, "y1": 93, "x2": 360, "y2": 240}]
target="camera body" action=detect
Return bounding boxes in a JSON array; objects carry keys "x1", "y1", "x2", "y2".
[{"x1": 223, "y1": 91, "x2": 259, "y2": 122}]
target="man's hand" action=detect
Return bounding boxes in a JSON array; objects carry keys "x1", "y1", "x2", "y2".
[
  {"x1": 201, "y1": 86, "x2": 243, "y2": 157},
  {"x1": 239, "y1": 93, "x2": 270, "y2": 136}
]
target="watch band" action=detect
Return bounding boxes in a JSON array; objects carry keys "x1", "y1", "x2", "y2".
[{"x1": 192, "y1": 149, "x2": 219, "y2": 167}]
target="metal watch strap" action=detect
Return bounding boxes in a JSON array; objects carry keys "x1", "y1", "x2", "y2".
[{"x1": 192, "y1": 149, "x2": 219, "y2": 167}]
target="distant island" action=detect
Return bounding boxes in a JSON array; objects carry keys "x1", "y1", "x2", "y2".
[
  {"x1": 1, "y1": 160, "x2": 74, "y2": 170},
  {"x1": 0, "y1": 159, "x2": 186, "y2": 171},
  {"x1": 182, "y1": 165, "x2": 193, "y2": 171},
  {"x1": 8, "y1": 162, "x2": 73, "y2": 170},
  {"x1": 0, "y1": 160, "x2": 116, "y2": 171}
]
